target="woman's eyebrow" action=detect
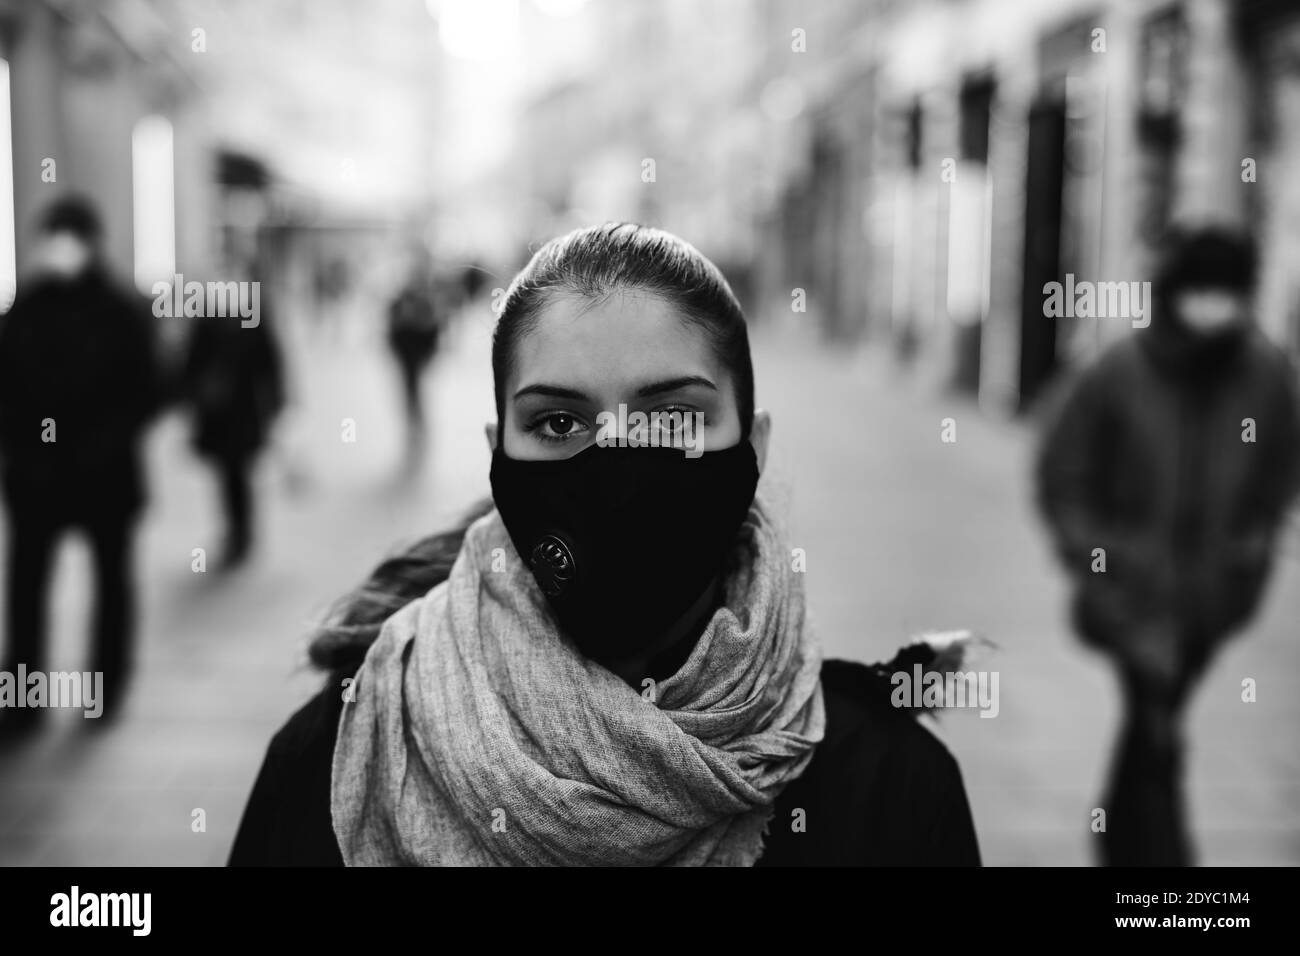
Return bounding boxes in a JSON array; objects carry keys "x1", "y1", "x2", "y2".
[
  {"x1": 634, "y1": 376, "x2": 717, "y2": 397},
  {"x1": 512, "y1": 383, "x2": 592, "y2": 402}
]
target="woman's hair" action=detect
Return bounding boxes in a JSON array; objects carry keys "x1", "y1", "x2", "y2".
[
  {"x1": 492, "y1": 222, "x2": 754, "y2": 441},
  {"x1": 309, "y1": 223, "x2": 755, "y2": 672},
  {"x1": 309, "y1": 497, "x2": 496, "y2": 672}
]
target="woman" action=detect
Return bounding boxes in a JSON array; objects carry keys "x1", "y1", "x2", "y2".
[{"x1": 229, "y1": 223, "x2": 980, "y2": 866}]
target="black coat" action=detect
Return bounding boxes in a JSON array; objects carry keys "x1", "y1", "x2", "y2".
[
  {"x1": 0, "y1": 267, "x2": 158, "y2": 517},
  {"x1": 1036, "y1": 322, "x2": 1300, "y2": 646},
  {"x1": 229, "y1": 658, "x2": 981, "y2": 867},
  {"x1": 386, "y1": 285, "x2": 441, "y2": 366},
  {"x1": 181, "y1": 312, "x2": 284, "y2": 461}
]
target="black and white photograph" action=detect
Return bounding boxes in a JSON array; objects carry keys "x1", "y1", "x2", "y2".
[{"x1": 0, "y1": 0, "x2": 1295, "y2": 930}]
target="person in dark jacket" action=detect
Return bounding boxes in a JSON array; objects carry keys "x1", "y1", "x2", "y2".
[
  {"x1": 0, "y1": 197, "x2": 159, "y2": 732},
  {"x1": 180, "y1": 260, "x2": 285, "y2": 570},
  {"x1": 231, "y1": 223, "x2": 981, "y2": 867},
  {"x1": 1035, "y1": 226, "x2": 1300, "y2": 867}
]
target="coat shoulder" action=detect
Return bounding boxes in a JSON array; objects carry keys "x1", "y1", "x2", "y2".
[
  {"x1": 1244, "y1": 331, "x2": 1299, "y2": 386},
  {"x1": 757, "y1": 658, "x2": 981, "y2": 866},
  {"x1": 267, "y1": 669, "x2": 349, "y2": 758},
  {"x1": 228, "y1": 670, "x2": 352, "y2": 866},
  {"x1": 818, "y1": 657, "x2": 963, "y2": 767}
]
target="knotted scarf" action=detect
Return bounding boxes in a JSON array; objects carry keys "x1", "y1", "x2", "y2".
[{"x1": 330, "y1": 493, "x2": 825, "y2": 866}]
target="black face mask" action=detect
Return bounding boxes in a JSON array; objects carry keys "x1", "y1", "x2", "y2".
[{"x1": 489, "y1": 440, "x2": 760, "y2": 663}]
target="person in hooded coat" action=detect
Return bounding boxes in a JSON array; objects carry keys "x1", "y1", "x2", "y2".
[{"x1": 1035, "y1": 226, "x2": 1300, "y2": 866}]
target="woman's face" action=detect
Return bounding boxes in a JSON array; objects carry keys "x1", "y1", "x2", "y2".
[{"x1": 493, "y1": 290, "x2": 759, "y2": 462}]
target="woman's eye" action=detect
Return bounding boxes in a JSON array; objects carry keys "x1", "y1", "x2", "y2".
[
  {"x1": 652, "y1": 407, "x2": 697, "y2": 433},
  {"x1": 548, "y1": 414, "x2": 577, "y2": 435},
  {"x1": 531, "y1": 412, "x2": 590, "y2": 442}
]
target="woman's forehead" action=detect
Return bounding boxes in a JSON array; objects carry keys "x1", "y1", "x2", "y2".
[{"x1": 511, "y1": 290, "x2": 724, "y2": 391}]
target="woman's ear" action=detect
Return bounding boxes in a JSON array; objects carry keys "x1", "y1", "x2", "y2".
[
  {"x1": 484, "y1": 422, "x2": 499, "y2": 453},
  {"x1": 749, "y1": 409, "x2": 771, "y2": 474}
]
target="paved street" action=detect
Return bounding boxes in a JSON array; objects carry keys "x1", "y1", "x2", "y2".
[{"x1": 1, "y1": 305, "x2": 1297, "y2": 866}]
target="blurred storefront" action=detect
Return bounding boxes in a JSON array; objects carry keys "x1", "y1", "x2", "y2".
[
  {"x1": 509, "y1": 0, "x2": 773, "y2": 314},
  {"x1": 1239, "y1": 0, "x2": 1300, "y2": 358},
  {"x1": 0, "y1": 0, "x2": 209, "y2": 305},
  {"x1": 747, "y1": 0, "x2": 1300, "y2": 413},
  {"x1": 8, "y1": 0, "x2": 1276, "y2": 417},
  {"x1": 0, "y1": 0, "x2": 444, "y2": 350}
]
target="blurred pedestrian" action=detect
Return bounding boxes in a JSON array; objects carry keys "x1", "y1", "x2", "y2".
[
  {"x1": 180, "y1": 258, "x2": 285, "y2": 570},
  {"x1": 459, "y1": 261, "x2": 488, "y2": 304},
  {"x1": 311, "y1": 255, "x2": 349, "y2": 344},
  {"x1": 0, "y1": 196, "x2": 160, "y2": 732},
  {"x1": 230, "y1": 223, "x2": 981, "y2": 867},
  {"x1": 1036, "y1": 226, "x2": 1300, "y2": 866},
  {"x1": 384, "y1": 252, "x2": 443, "y2": 469}
]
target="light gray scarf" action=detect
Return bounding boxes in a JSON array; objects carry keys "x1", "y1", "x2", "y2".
[{"x1": 330, "y1": 493, "x2": 825, "y2": 866}]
